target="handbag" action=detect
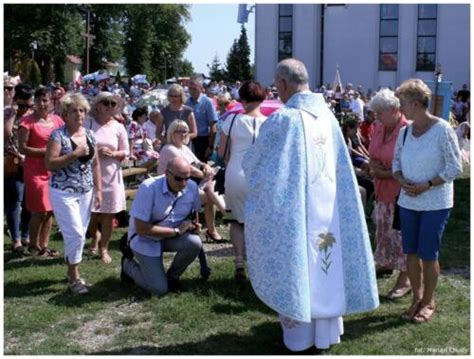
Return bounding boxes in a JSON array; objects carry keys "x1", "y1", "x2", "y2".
[
  {"x1": 4, "y1": 154, "x2": 19, "y2": 177},
  {"x1": 392, "y1": 194, "x2": 402, "y2": 230},
  {"x1": 392, "y1": 125, "x2": 409, "y2": 230},
  {"x1": 142, "y1": 138, "x2": 154, "y2": 152},
  {"x1": 215, "y1": 114, "x2": 238, "y2": 195}
]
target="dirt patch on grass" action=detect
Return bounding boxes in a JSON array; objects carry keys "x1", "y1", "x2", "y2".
[
  {"x1": 67, "y1": 301, "x2": 154, "y2": 353},
  {"x1": 4, "y1": 331, "x2": 47, "y2": 354}
]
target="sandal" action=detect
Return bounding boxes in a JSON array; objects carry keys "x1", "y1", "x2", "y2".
[
  {"x1": 65, "y1": 275, "x2": 86, "y2": 285},
  {"x1": 88, "y1": 247, "x2": 98, "y2": 256},
  {"x1": 11, "y1": 241, "x2": 25, "y2": 253},
  {"x1": 412, "y1": 303, "x2": 436, "y2": 324},
  {"x1": 69, "y1": 279, "x2": 89, "y2": 295},
  {"x1": 27, "y1": 245, "x2": 41, "y2": 256},
  {"x1": 37, "y1": 247, "x2": 61, "y2": 258},
  {"x1": 386, "y1": 286, "x2": 411, "y2": 300},
  {"x1": 401, "y1": 301, "x2": 421, "y2": 321}
]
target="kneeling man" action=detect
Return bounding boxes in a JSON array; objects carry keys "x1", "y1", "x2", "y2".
[{"x1": 121, "y1": 156, "x2": 202, "y2": 295}]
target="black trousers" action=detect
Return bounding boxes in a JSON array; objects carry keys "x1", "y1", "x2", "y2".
[{"x1": 192, "y1": 135, "x2": 210, "y2": 162}]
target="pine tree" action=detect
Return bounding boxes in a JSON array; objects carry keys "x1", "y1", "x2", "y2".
[
  {"x1": 115, "y1": 70, "x2": 122, "y2": 84},
  {"x1": 225, "y1": 25, "x2": 252, "y2": 82},
  {"x1": 207, "y1": 55, "x2": 226, "y2": 82},
  {"x1": 225, "y1": 40, "x2": 240, "y2": 82},
  {"x1": 237, "y1": 26, "x2": 252, "y2": 80}
]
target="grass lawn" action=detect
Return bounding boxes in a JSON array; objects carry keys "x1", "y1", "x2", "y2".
[{"x1": 3, "y1": 166, "x2": 470, "y2": 355}]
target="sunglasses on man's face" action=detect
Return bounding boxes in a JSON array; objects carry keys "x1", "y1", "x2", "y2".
[
  {"x1": 4, "y1": 87, "x2": 14, "y2": 91},
  {"x1": 167, "y1": 170, "x2": 190, "y2": 182},
  {"x1": 101, "y1": 99, "x2": 117, "y2": 108}
]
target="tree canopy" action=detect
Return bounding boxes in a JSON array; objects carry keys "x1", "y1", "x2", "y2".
[
  {"x1": 124, "y1": 4, "x2": 191, "y2": 83},
  {"x1": 225, "y1": 25, "x2": 252, "y2": 82},
  {"x1": 207, "y1": 55, "x2": 226, "y2": 82},
  {"x1": 4, "y1": 4, "x2": 192, "y2": 84}
]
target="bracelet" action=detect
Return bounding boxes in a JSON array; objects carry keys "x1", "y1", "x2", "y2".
[{"x1": 428, "y1": 180, "x2": 433, "y2": 188}]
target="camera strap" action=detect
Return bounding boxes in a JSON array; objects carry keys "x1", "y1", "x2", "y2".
[{"x1": 128, "y1": 193, "x2": 184, "y2": 243}]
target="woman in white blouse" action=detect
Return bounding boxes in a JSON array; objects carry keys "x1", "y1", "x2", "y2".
[
  {"x1": 217, "y1": 80, "x2": 268, "y2": 281},
  {"x1": 393, "y1": 79, "x2": 462, "y2": 324}
]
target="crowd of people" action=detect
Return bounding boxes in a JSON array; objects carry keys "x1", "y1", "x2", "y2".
[{"x1": 3, "y1": 58, "x2": 467, "y2": 352}]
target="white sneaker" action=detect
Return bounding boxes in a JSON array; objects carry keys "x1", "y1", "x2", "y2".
[{"x1": 69, "y1": 279, "x2": 89, "y2": 294}]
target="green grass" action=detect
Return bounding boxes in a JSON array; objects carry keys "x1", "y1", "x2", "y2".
[{"x1": 4, "y1": 167, "x2": 470, "y2": 355}]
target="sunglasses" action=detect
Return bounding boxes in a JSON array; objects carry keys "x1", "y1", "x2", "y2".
[
  {"x1": 175, "y1": 130, "x2": 189, "y2": 135},
  {"x1": 17, "y1": 103, "x2": 34, "y2": 110},
  {"x1": 167, "y1": 170, "x2": 190, "y2": 182},
  {"x1": 4, "y1": 87, "x2": 14, "y2": 91},
  {"x1": 168, "y1": 94, "x2": 180, "y2": 98},
  {"x1": 101, "y1": 99, "x2": 117, "y2": 107}
]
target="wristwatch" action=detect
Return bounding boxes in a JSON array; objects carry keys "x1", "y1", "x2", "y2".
[
  {"x1": 428, "y1": 180, "x2": 434, "y2": 188},
  {"x1": 174, "y1": 228, "x2": 180, "y2": 237}
]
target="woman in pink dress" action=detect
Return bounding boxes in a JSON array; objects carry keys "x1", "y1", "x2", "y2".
[
  {"x1": 18, "y1": 87, "x2": 64, "y2": 257},
  {"x1": 368, "y1": 88, "x2": 411, "y2": 299},
  {"x1": 87, "y1": 92, "x2": 129, "y2": 264}
]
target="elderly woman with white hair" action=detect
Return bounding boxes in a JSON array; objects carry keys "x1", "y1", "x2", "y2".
[
  {"x1": 45, "y1": 93, "x2": 102, "y2": 294},
  {"x1": 86, "y1": 92, "x2": 129, "y2": 264},
  {"x1": 368, "y1": 88, "x2": 411, "y2": 299}
]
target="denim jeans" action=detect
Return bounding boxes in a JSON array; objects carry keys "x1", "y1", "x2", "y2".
[
  {"x1": 4, "y1": 170, "x2": 30, "y2": 242},
  {"x1": 124, "y1": 232, "x2": 202, "y2": 295}
]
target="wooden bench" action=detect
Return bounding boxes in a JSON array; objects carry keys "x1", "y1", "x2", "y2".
[
  {"x1": 122, "y1": 166, "x2": 148, "y2": 200},
  {"x1": 122, "y1": 167, "x2": 148, "y2": 178}
]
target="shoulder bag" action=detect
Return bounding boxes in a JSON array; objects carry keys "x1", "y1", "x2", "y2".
[
  {"x1": 392, "y1": 126, "x2": 409, "y2": 230},
  {"x1": 215, "y1": 114, "x2": 238, "y2": 195}
]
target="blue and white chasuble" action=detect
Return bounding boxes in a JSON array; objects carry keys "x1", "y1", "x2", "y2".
[{"x1": 243, "y1": 92, "x2": 379, "y2": 323}]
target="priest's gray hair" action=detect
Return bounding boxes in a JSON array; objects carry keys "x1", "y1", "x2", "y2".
[
  {"x1": 275, "y1": 58, "x2": 309, "y2": 86},
  {"x1": 368, "y1": 88, "x2": 400, "y2": 113}
]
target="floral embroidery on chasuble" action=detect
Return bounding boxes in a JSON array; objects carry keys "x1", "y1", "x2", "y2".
[{"x1": 301, "y1": 109, "x2": 346, "y2": 318}]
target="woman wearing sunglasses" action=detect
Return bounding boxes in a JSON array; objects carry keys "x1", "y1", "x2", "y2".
[
  {"x1": 157, "y1": 120, "x2": 226, "y2": 242},
  {"x1": 4, "y1": 76, "x2": 16, "y2": 107},
  {"x1": 87, "y1": 92, "x2": 129, "y2": 264},
  {"x1": 154, "y1": 84, "x2": 197, "y2": 146}
]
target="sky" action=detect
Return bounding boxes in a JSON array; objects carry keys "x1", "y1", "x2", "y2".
[{"x1": 183, "y1": 4, "x2": 255, "y2": 76}]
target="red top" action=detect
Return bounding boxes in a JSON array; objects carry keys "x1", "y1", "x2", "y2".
[
  {"x1": 19, "y1": 114, "x2": 64, "y2": 173},
  {"x1": 368, "y1": 116, "x2": 408, "y2": 203},
  {"x1": 359, "y1": 120, "x2": 374, "y2": 148}
]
